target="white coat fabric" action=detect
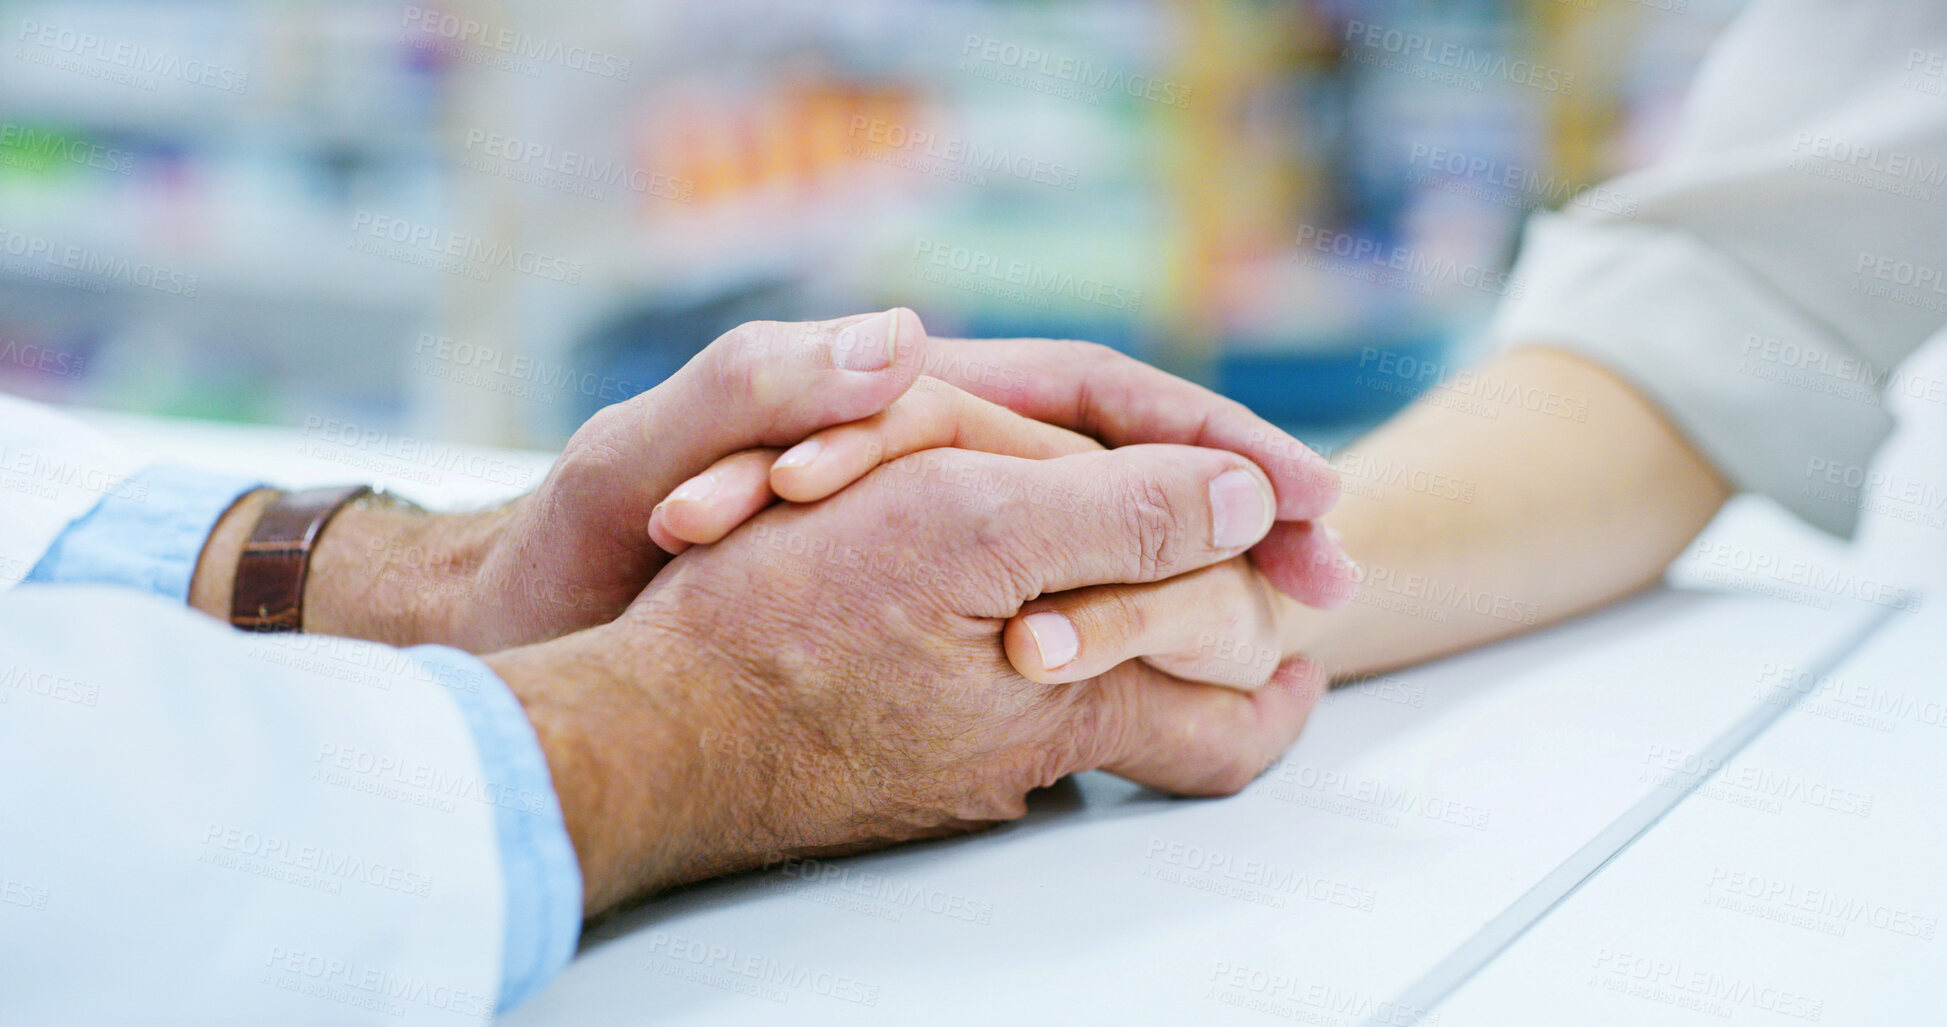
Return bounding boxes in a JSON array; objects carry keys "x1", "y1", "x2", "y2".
[
  {"x1": 0, "y1": 395, "x2": 548, "y2": 1024},
  {"x1": 1494, "y1": 0, "x2": 1947, "y2": 537}
]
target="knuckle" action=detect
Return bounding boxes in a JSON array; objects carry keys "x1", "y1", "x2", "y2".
[
  {"x1": 556, "y1": 404, "x2": 633, "y2": 482},
  {"x1": 1031, "y1": 730, "x2": 1086, "y2": 791},
  {"x1": 709, "y1": 321, "x2": 790, "y2": 408},
  {"x1": 901, "y1": 375, "x2": 962, "y2": 431},
  {"x1": 1063, "y1": 338, "x2": 1122, "y2": 367},
  {"x1": 1172, "y1": 704, "x2": 1261, "y2": 796},
  {"x1": 1117, "y1": 472, "x2": 1184, "y2": 580},
  {"x1": 907, "y1": 373, "x2": 959, "y2": 402},
  {"x1": 880, "y1": 450, "x2": 1010, "y2": 538},
  {"x1": 1071, "y1": 686, "x2": 1127, "y2": 772},
  {"x1": 567, "y1": 401, "x2": 628, "y2": 453},
  {"x1": 1074, "y1": 590, "x2": 1148, "y2": 654},
  {"x1": 1203, "y1": 758, "x2": 1260, "y2": 797},
  {"x1": 859, "y1": 452, "x2": 930, "y2": 514},
  {"x1": 712, "y1": 319, "x2": 772, "y2": 362},
  {"x1": 949, "y1": 455, "x2": 1022, "y2": 521}
]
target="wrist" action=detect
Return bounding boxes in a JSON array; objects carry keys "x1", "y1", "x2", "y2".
[
  {"x1": 187, "y1": 488, "x2": 281, "y2": 621},
  {"x1": 484, "y1": 621, "x2": 718, "y2": 916},
  {"x1": 1273, "y1": 578, "x2": 1357, "y2": 684},
  {"x1": 305, "y1": 497, "x2": 508, "y2": 648}
]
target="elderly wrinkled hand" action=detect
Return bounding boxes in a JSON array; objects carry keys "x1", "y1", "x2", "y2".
[
  {"x1": 650, "y1": 370, "x2": 1331, "y2": 692},
  {"x1": 294, "y1": 310, "x2": 1353, "y2": 659},
  {"x1": 487, "y1": 433, "x2": 1329, "y2": 914}
]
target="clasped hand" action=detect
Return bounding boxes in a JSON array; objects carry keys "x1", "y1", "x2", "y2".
[{"x1": 362, "y1": 309, "x2": 1356, "y2": 915}]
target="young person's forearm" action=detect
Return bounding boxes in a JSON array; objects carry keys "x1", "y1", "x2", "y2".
[{"x1": 1287, "y1": 347, "x2": 1733, "y2": 680}]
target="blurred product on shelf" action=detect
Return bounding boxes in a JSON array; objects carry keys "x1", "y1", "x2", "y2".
[{"x1": 0, "y1": 0, "x2": 1739, "y2": 448}]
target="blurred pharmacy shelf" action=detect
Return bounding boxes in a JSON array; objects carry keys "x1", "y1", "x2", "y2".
[{"x1": 0, "y1": 0, "x2": 1742, "y2": 448}]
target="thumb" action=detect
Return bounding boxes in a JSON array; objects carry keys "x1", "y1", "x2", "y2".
[
  {"x1": 653, "y1": 307, "x2": 927, "y2": 461},
  {"x1": 555, "y1": 308, "x2": 928, "y2": 529}
]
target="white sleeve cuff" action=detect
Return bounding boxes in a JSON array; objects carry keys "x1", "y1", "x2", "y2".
[{"x1": 1491, "y1": 213, "x2": 1897, "y2": 537}]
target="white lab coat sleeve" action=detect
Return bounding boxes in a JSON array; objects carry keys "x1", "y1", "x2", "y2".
[
  {"x1": 0, "y1": 587, "x2": 569, "y2": 1025},
  {"x1": 1490, "y1": 0, "x2": 1947, "y2": 536},
  {"x1": 1, "y1": 395, "x2": 580, "y2": 1018},
  {"x1": 0, "y1": 393, "x2": 144, "y2": 590}
]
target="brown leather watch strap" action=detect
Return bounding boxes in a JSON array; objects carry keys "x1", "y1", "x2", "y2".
[{"x1": 231, "y1": 485, "x2": 373, "y2": 632}]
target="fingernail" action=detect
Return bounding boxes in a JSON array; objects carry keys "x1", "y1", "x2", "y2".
[
  {"x1": 667, "y1": 472, "x2": 719, "y2": 504},
  {"x1": 1316, "y1": 525, "x2": 1362, "y2": 584},
  {"x1": 1210, "y1": 468, "x2": 1274, "y2": 549},
  {"x1": 774, "y1": 438, "x2": 823, "y2": 471},
  {"x1": 1023, "y1": 611, "x2": 1079, "y2": 671},
  {"x1": 833, "y1": 309, "x2": 898, "y2": 372}
]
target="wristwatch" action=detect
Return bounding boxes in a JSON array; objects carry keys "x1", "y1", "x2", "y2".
[{"x1": 230, "y1": 485, "x2": 373, "y2": 632}]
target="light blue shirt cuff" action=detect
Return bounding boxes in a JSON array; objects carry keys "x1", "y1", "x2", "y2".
[
  {"x1": 408, "y1": 645, "x2": 583, "y2": 1012},
  {"x1": 25, "y1": 465, "x2": 264, "y2": 601}
]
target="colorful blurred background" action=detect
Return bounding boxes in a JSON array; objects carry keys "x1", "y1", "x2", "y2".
[{"x1": 0, "y1": 0, "x2": 1740, "y2": 451}]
